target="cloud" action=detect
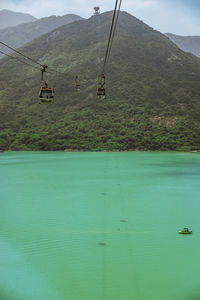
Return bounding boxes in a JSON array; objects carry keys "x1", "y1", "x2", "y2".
[
  {"x1": 0, "y1": 0, "x2": 115, "y2": 18},
  {"x1": 149, "y1": 4, "x2": 200, "y2": 35},
  {"x1": 0, "y1": 0, "x2": 160, "y2": 18},
  {"x1": 122, "y1": 0, "x2": 200, "y2": 35},
  {"x1": 0, "y1": 0, "x2": 199, "y2": 35},
  {"x1": 122, "y1": 0, "x2": 158, "y2": 9}
]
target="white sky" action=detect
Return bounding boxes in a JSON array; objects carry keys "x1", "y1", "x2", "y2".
[{"x1": 0, "y1": 0, "x2": 200, "y2": 35}]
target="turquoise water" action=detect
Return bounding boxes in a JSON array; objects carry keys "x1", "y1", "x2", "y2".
[{"x1": 0, "y1": 152, "x2": 200, "y2": 300}]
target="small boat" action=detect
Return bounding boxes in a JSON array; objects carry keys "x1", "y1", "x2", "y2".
[{"x1": 178, "y1": 228, "x2": 192, "y2": 234}]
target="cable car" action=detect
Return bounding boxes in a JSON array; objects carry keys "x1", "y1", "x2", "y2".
[
  {"x1": 75, "y1": 76, "x2": 81, "y2": 91},
  {"x1": 75, "y1": 84, "x2": 81, "y2": 91},
  {"x1": 97, "y1": 73, "x2": 106, "y2": 99},
  {"x1": 39, "y1": 65, "x2": 55, "y2": 104},
  {"x1": 39, "y1": 83, "x2": 54, "y2": 103},
  {"x1": 97, "y1": 87, "x2": 106, "y2": 98}
]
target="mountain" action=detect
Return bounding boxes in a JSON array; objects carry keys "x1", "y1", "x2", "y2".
[
  {"x1": 0, "y1": 14, "x2": 84, "y2": 58},
  {"x1": 0, "y1": 9, "x2": 36, "y2": 29},
  {"x1": 166, "y1": 33, "x2": 200, "y2": 58},
  {"x1": 0, "y1": 11, "x2": 200, "y2": 152}
]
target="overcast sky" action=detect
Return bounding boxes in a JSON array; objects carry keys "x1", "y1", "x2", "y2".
[{"x1": 0, "y1": 0, "x2": 200, "y2": 35}]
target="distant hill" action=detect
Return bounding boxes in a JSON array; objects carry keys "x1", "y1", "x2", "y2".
[
  {"x1": 0, "y1": 14, "x2": 83, "y2": 58},
  {"x1": 166, "y1": 33, "x2": 200, "y2": 58},
  {"x1": 0, "y1": 11, "x2": 200, "y2": 151},
  {"x1": 0, "y1": 9, "x2": 36, "y2": 29}
]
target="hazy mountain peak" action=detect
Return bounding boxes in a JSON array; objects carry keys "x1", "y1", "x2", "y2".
[
  {"x1": 0, "y1": 9, "x2": 36, "y2": 29},
  {"x1": 0, "y1": 13, "x2": 83, "y2": 58},
  {"x1": 166, "y1": 33, "x2": 200, "y2": 58}
]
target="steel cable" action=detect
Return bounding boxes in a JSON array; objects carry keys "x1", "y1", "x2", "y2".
[
  {"x1": 0, "y1": 40, "x2": 65, "y2": 75},
  {"x1": 0, "y1": 49, "x2": 39, "y2": 70},
  {"x1": 102, "y1": 0, "x2": 122, "y2": 74}
]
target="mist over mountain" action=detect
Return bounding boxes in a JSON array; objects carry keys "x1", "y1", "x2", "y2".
[
  {"x1": 166, "y1": 33, "x2": 200, "y2": 58},
  {"x1": 0, "y1": 9, "x2": 36, "y2": 29},
  {"x1": 0, "y1": 11, "x2": 200, "y2": 151},
  {"x1": 0, "y1": 14, "x2": 84, "y2": 58}
]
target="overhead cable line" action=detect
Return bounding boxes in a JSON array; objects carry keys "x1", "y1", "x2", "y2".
[
  {"x1": 0, "y1": 40, "x2": 43, "y2": 67},
  {"x1": 97, "y1": 0, "x2": 122, "y2": 98},
  {"x1": 0, "y1": 49, "x2": 39, "y2": 70},
  {"x1": 105, "y1": 0, "x2": 122, "y2": 70},
  {"x1": 102, "y1": 0, "x2": 121, "y2": 74},
  {"x1": 0, "y1": 40, "x2": 65, "y2": 75},
  {"x1": 0, "y1": 47, "x2": 56, "y2": 104}
]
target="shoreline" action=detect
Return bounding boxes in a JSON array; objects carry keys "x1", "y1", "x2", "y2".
[{"x1": 1, "y1": 149, "x2": 199, "y2": 153}]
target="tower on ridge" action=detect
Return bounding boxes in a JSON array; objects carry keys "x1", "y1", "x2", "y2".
[{"x1": 94, "y1": 7, "x2": 100, "y2": 16}]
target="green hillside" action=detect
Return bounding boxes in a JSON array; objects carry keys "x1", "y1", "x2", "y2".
[{"x1": 1, "y1": 11, "x2": 200, "y2": 151}]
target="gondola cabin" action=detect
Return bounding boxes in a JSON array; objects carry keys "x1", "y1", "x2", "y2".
[
  {"x1": 97, "y1": 87, "x2": 106, "y2": 99},
  {"x1": 97, "y1": 73, "x2": 106, "y2": 99},
  {"x1": 75, "y1": 76, "x2": 81, "y2": 91},
  {"x1": 75, "y1": 84, "x2": 81, "y2": 92},
  {"x1": 39, "y1": 86, "x2": 54, "y2": 103}
]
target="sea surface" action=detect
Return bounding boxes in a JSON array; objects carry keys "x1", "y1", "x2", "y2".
[{"x1": 0, "y1": 151, "x2": 200, "y2": 300}]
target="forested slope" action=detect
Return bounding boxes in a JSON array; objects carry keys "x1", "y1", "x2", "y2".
[{"x1": 0, "y1": 11, "x2": 200, "y2": 151}]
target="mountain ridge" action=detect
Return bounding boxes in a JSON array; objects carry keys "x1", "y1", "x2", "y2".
[
  {"x1": 166, "y1": 33, "x2": 200, "y2": 58},
  {"x1": 0, "y1": 13, "x2": 84, "y2": 58},
  {"x1": 0, "y1": 9, "x2": 36, "y2": 29}
]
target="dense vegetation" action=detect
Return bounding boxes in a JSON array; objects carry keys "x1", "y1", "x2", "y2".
[{"x1": 1, "y1": 11, "x2": 200, "y2": 151}]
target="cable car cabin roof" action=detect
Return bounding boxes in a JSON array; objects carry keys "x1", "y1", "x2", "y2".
[
  {"x1": 97, "y1": 88, "x2": 106, "y2": 95},
  {"x1": 39, "y1": 92, "x2": 54, "y2": 97},
  {"x1": 40, "y1": 87, "x2": 54, "y2": 92}
]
